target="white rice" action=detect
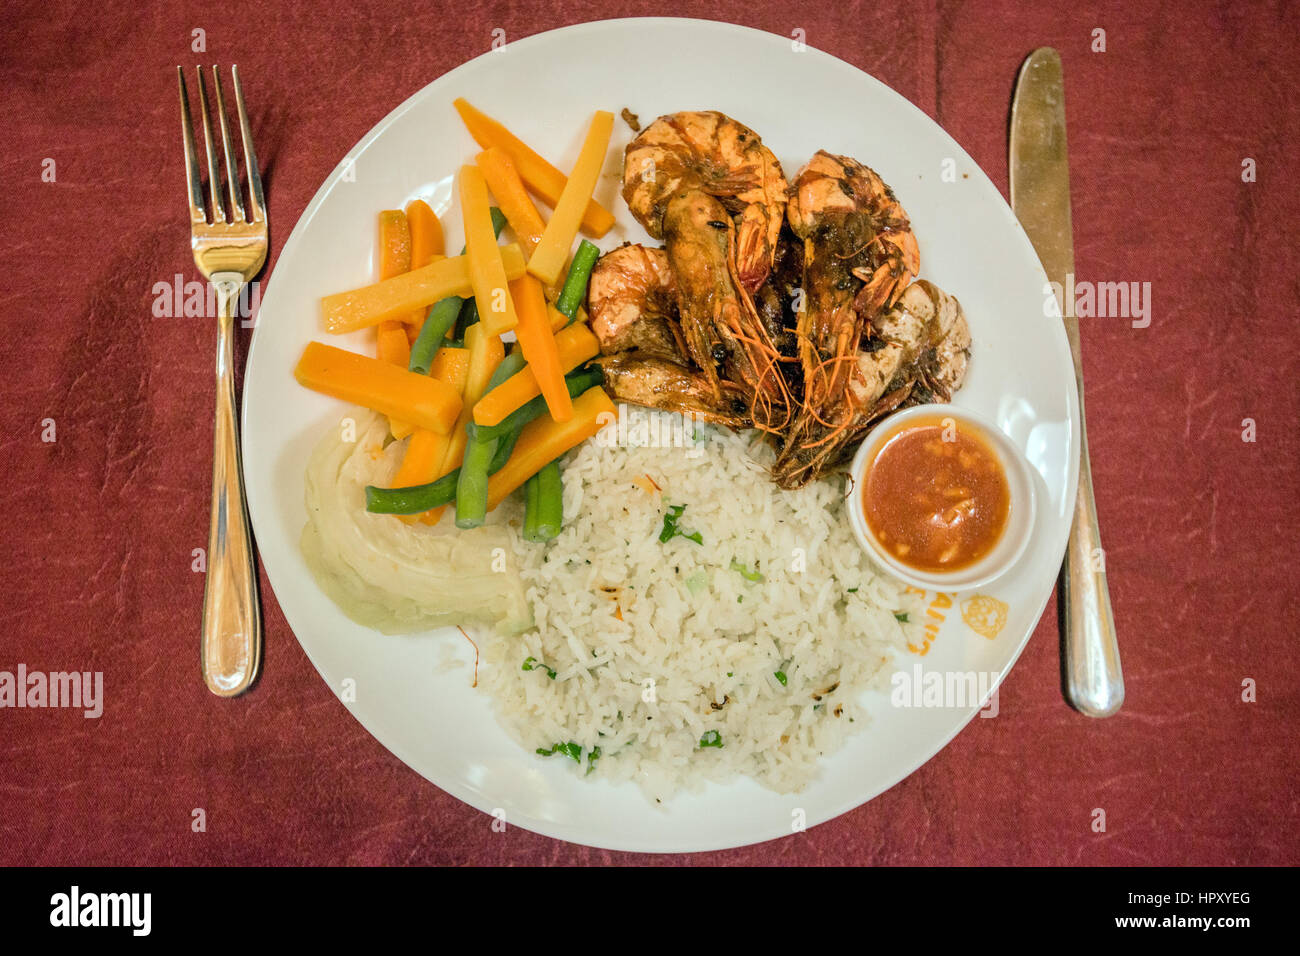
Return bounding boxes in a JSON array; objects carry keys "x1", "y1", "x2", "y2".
[{"x1": 481, "y1": 408, "x2": 923, "y2": 803}]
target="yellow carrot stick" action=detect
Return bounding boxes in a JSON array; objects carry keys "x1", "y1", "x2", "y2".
[
  {"x1": 546, "y1": 302, "x2": 589, "y2": 332},
  {"x1": 321, "y1": 245, "x2": 526, "y2": 333},
  {"x1": 460, "y1": 165, "x2": 519, "y2": 337},
  {"x1": 527, "y1": 111, "x2": 614, "y2": 287},
  {"x1": 294, "y1": 342, "x2": 462, "y2": 434},
  {"x1": 476, "y1": 147, "x2": 547, "y2": 256},
  {"x1": 472, "y1": 322, "x2": 598, "y2": 427},
  {"x1": 486, "y1": 386, "x2": 616, "y2": 511},
  {"x1": 453, "y1": 98, "x2": 615, "y2": 237},
  {"x1": 547, "y1": 303, "x2": 568, "y2": 333},
  {"x1": 436, "y1": 322, "x2": 504, "y2": 479},
  {"x1": 377, "y1": 210, "x2": 412, "y2": 276}
]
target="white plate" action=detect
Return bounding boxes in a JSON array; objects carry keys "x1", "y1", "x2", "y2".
[{"x1": 242, "y1": 17, "x2": 1079, "y2": 853}]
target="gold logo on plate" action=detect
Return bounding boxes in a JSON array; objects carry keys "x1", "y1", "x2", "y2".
[{"x1": 961, "y1": 595, "x2": 1008, "y2": 639}]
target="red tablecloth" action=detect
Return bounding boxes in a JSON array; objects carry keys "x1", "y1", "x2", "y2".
[{"x1": 3, "y1": 0, "x2": 1297, "y2": 865}]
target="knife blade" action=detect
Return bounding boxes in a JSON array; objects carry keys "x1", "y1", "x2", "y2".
[{"x1": 1010, "y1": 48, "x2": 1124, "y2": 717}]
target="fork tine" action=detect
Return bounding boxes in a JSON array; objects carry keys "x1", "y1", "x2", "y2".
[
  {"x1": 177, "y1": 67, "x2": 206, "y2": 223},
  {"x1": 194, "y1": 67, "x2": 225, "y2": 224},
  {"x1": 231, "y1": 65, "x2": 266, "y2": 224},
  {"x1": 211, "y1": 66, "x2": 246, "y2": 223}
]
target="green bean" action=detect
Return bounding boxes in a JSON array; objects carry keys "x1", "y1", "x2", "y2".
[
  {"x1": 487, "y1": 348, "x2": 528, "y2": 391},
  {"x1": 522, "y1": 467, "x2": 542, "y2": 541},
  {"x1": 365, "y1": 469, "x2": 460, "y2": 515},
  {"x1": 408, "y1": 296, "x2": 462, "y2": 375},
  {"x1": 523, "y1": 460, "x2": 563, "y2": 542},
  {"x1": 363, "y1": 428, "x2": 517, "y2": 516},
  {"x1": 488, "y1": 424, "x2": 522, "y2": 474},
  {"x1": 455, "y1": 423, "x2": 497, "y2": 529},
  {"x1": 407, "y1": 207, "x2": 508, "y2": 374},
  {"x1": 367, "y1": 366, "x2": 603, "y2": 515},
  {"x1": 474, "y1": 364, "x2": 604, "y2": 444},
  {"x1": 556, "y1": 239, "x2": 601, "y2": 320},
  {"x1": 454, "y1": 296, "x2": 480, "y2": 339}
]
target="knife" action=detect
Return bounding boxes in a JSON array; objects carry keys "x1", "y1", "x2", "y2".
[{"x1": 1009, "y1": 48, "x2": 1124, "y2": 717}]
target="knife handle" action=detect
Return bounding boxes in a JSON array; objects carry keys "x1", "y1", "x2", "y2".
[{"x1": 1061, "y1": 413, "x2": 1123, "y2": 716}]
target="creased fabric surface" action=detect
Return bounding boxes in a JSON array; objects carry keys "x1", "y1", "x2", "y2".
[{"x1": 0, "y1": 0, "x2": 1296, "y2": 865}]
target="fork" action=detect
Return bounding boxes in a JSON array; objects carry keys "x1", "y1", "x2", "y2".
[{"x1": 178, "y1": 65, "x2": 267, "y2": 697}]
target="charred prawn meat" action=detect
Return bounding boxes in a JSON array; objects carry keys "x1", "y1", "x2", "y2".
[{"x1": 587, "y1": 112, "x2": 971, "y2": 488}]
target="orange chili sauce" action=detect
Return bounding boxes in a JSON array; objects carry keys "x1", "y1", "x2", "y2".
[{"x1": 861, "y1": 417, "x2": 1010, "y2": 572}]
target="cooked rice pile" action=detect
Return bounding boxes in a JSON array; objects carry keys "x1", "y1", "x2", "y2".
[{"x1": 482, "y1": 410, "x2": 922, "y2": 802}]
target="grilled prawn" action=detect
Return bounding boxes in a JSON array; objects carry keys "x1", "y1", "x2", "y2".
[
  {"x1": 622, "y1": 111, "x2": 790, "y2": 424},
  {"x1": 772, "y1": 281, "x2": 971, "y2": 488}
]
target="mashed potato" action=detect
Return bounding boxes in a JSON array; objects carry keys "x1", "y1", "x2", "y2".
[{"x1": 300, "y1": 410, "x2": 531, "y2": 635}]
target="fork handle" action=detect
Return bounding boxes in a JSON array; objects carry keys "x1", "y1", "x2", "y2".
[{"x1": 201, "y1": 274, "x2": 262, "y2": 697}]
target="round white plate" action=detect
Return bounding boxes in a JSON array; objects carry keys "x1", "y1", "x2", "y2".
[{"x1": 243, "y1": 17, "x2": 1079, "y2": 853}]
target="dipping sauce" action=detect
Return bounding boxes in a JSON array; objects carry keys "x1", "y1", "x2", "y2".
[{"x1": 861, "y1": 417, "x2": 1011, "y2": 572}]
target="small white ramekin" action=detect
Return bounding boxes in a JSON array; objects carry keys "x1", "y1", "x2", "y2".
[{"x1": 846, "y1": 404, "x2": 1037, "y2": 591}]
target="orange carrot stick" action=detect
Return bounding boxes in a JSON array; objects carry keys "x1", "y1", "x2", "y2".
[
  {"x1": 406, "y1": 199, "x2": 445, "y2": 265},
  {"x1": 476, "y1": 147, "x2": 546, "y2": 256},
  {"x1": 505, "y1": 274, "x2": 572, "y2": 422},
  {"x1": 472, "y1": 322, "x2": 598, "y2": 427},
  {"x1": 389, "y1": 347, "x2": 471, "y2": 521},
  {"x1": 293, "y1": 342, "x2": 462, "y2": 435},
  {"x1": 390, "y1": 345, "x2": 471, "y2": 441},
  {"x1": 486, "y1": 386, "x2": 616, "y2": 511},
  {"x1": 376, "y1": 211, "x2": 412, "y2": 368},
  {"x1": 453, "y1": 98, "x2": 615, "y2": 237},
  {"x1": 404, "y1": 199, "x2": 446, "y2": 338}
]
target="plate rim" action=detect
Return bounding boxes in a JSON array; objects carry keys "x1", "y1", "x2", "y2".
[{"x1": 242, "y1": 15, "x2": 1081, "y2": 853}]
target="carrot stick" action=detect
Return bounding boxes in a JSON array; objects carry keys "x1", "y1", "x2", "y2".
[
  {"x1": 390, "y1": 345, "x2": 471, "y2": 441},
  {"x1": 486, "y1": 386, "x2": 616, "y2": 511},
  {"x1": 429, "y1": 346, "x2": 471, "y2": 394},
  {"x1": 476, "y1": 147, "x2": 546, "y2": 256},
  {"x1": 377, "y1": 210, "x2": 412, "y2": 277},
  {"x1": 500, "y1": 276, "x2": 576, "y2": 423},
  {"x1": 527, "y1": 111, "x2": 614, "y2": 287},
  {"x1": 453, "y1": 98, "x2": 615, "y2": 238},
  {"x1": 389, "y1": 427, "x2": 449, "y2": 524},
  {"x1": 510, "y1": 275, "x2": 570, "y2": 420},
  {"x1": 547, "y1": 303, "x2": 569, "y2": 333},
  {"x1": 376, "y1": 211, "x2": 413, "y2": 368},
  {"x1": 471, "y1": 322, "x2": 598, "y2": 427},
  {"x1": 460, "y1": 165, "x2": 519, "y2": 337},
  {"x1": 376, "y1": 324, "x2": 411, "y2": 369},
  {"x1": 294, "y1": 342, "x2": 462, "y2": 434},
  {"x1": 404, "y1": 198, "x2": 446, "y2": 337},
  {"x1": 321, "y1": 245, "x2": 526, "y2": 333},
  {"x1": 392, "y1": 429, "x2": 445, "y2": 487},
  {"x1": 406, "y1": 199, "x2": 445, "y2": 265},
  {"x1": 436, "y1": 322, "x2": 504, "y2": 480}
]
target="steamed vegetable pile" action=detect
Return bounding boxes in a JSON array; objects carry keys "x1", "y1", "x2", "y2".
[{"x1": 294, "y1": 101, "x2": 619, "y2": 540}]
